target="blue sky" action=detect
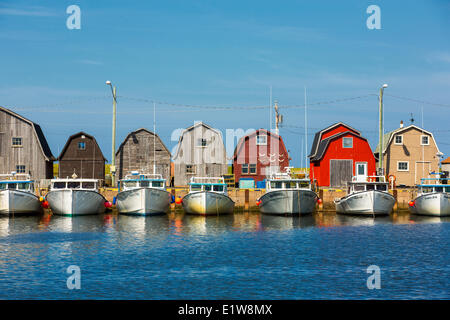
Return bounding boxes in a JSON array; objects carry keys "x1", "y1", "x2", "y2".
[{"x1": 1, "y1": 0, "x2": 449, "y2": 167}]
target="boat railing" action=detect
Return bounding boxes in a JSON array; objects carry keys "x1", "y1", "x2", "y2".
[
  {"x1": 50, "y1": 179, "x2": 99, "y2": 191},
  {"x1": 123, "y1": 173, "x2": 165, "y2": 181},
  {"x1": 189, "y1": 177, "x2": 226, "y2": 184},
  {"x1": 351, "y1": 175, "x2": 387, "y2": 183},
  {"x1": 0, "y1": 173, "x2": 32, "y2": 181},
  {"x1": 419, "y1": 177, "x2": 449, "y2": 185}
]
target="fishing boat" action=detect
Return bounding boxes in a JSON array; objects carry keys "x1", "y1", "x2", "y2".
[
  {"x1": 46, "y1": 178, "x2": 108, "y2": 216},
  {"x1": 116, "y1": 172, "x2": 172, "y2": 216},
  {"x1": 0, "y1": 174, "x2": 42, "y2": 216},
  {"x1": 334, "y1": 175, "x2": 395, "y2": 216},
  {"x1": 409, "y1": 176, "x2": 450, "y2": 216},
  {"x1": 182, "y1": 177, "x2": 235, "y2": 215},
  {"x1": 257, "y1": 172, "x2": 318, "y2": 215}
]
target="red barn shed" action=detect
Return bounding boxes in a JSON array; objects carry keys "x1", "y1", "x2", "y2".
[
  {"x1": 309, "y1": 123, "x2": 376, "y2": 187},
  {"x1": 233, "y1": 129, "x2": 290, "y2": 186}
]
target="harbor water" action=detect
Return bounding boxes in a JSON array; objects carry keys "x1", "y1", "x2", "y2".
[{"x1": 0, "y1": 211, "x2": 448, "y2": 299}]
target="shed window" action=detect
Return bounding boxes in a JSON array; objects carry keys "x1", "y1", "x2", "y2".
[
  {"x1": 78, "y1": 142, "x2": 86, "y2": 150},
  {"x1": 421, "y1": 135, "x2": 429, "y2": 145},
  {"x1": 197, "y1": 138, "x2": 207, "y2": 147},
  {"x1": 394, "y1": 135, "x2": 403, "y2": 145},
  {"x1": 249, "y1": 164, "x2": 257, "y2": 174},
  {"x1": 186, "y1": 165, "x2": 196, "y2": 174},
  {"x1": 342, "y1": 137, "x2": 353, "y2": 148},
  {"x1": 16, "y1": 165, "x2": 26, "y2": 173},
  {"x1": 12, "y1": 137, "x2": 22, "y2": 146},
  {"x1": 242, "y1": 164, "x2": 249, "y2": 174},
  {"x1": 256, "y1": 135, "x2": 267, "y2": 145},
  {"x1": 397, "y1": 162, "x2": 409, "y2": 171}
]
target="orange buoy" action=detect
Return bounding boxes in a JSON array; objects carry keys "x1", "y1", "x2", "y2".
[
  {"x1": 408, "y1": 200, "x2": 415, "y2": 207},
  {"x1": 256, "y1": 200, "x2": 262, "y2": 206},
  {"x1": 41, "y1": 200, "x2": 49, "y2": 209},
  {"x1": 175, "y1": 197, "x2": 183, "y2": 204},
  {"x1": 317, "y1": 198, "x2": 323, "y2": 204},
  {"x1": 104, "y1": 201, "x2": 112, "y2": 208}
]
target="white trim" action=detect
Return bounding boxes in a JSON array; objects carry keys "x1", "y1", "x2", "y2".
[
  {"x1": 382, "y1": 124, "x2": 441, "y2": 155},
  {"x1": 420, "y1": 135, "x2": 430, "y2": 146},
  {"x1": 256, "y1": 134, "x2": 267, "y2": 146},
  {"x1": 397, "y1": 161, "x2": 409, "y2": 172},
  {"x1": 342, "y1": 137, "x2": 353, "y2": 148},
  {"x1": 394, "y1": 134, "x2": 403, "y2": 145}
]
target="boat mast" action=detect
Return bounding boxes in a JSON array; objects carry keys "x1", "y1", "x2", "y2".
[
  {"x1": 304, "y1": 87, "x2": 308, "y2": 174},
  {"x1": 378, "y1": 84, "x2": 388, "y2": 176}
]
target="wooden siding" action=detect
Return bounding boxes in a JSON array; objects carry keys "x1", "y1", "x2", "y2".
[
  {"x1": 173, "y1": 122, "x2": 227, "y2": 186},
  {"x1": 0, "y1": 107, "x2": 53, "y2": 181},
  {"x1": 330, "y1": 159, "x2": 353, "y2": 187},
  {"x1": 382, "y1": 127, "x2": 440, "y2": 186},
  {"x1": 116, "y1": 129, "x2": 171, "y2": 183},
  {"x1": 59, "y1": 132, "x2": 105, "y2": 180}
]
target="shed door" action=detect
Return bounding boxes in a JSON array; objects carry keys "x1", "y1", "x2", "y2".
[{"x1": 330, "y1": 160, "x2": 353, "y2": 187}]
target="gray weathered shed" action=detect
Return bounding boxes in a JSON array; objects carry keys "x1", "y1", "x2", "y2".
[
  {"x1": 116, "y1": 128, "x2": 171, "y2": 183},
  {"x1": 0, "y1": 106, "x2": 55, "y2": 181},
  {"x1": 173, "y1": 121, "x2": 227, "y2": 186}
]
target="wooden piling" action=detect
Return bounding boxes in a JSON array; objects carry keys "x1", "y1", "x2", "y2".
[{"x1": 244, "y1": 189, "x2": 249, "y2": 211}]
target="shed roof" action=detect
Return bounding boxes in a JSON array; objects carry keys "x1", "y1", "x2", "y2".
[
  {"x1": 0, "y1": 106, "x2": 55, "y2": 161},
  {"x1": 115, "y1": 128, "x2": 171, "y2": 156},
  {"x1": 58, "y1": 131, "x2": 107, "y2": 161},
  {"x1": 310, "y1": 131, "x2": 368, "y2": 162},
  {"x1": 233, "y1": 128, "x2": 288, "y2": 160},
  {"x1": 309, "y1": 122, "x2": 361, "y2": 159}
]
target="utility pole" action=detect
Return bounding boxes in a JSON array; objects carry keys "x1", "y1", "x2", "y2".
[
  {"x1": 106, "y1": 81, "x2": 117, "y2": 186},
  {"x1": 378, "y1": 84, "x2": 388, "y2": 175}
]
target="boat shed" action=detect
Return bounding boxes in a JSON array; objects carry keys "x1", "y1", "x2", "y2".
[
  {"x1": 115, "y1": 128, "x2": 171, "y2": 183},
  {"x1": 58, "y1": 132, "x2": 106, "y2": 181},
  {"x1": 309, "y1": 122, "x2": 376, "y2": 187},
  {"x1": 233, "y1": 129, "x2": 290, "y2": 186},
  {"x1": 0, "y1": 106, "x2": 55, "y2": 181},
  {"x1": 172, "y1": 121, "x2": 227, "y2": 186}
]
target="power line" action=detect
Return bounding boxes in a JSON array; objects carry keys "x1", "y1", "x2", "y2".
[{"x1": 385, "y1": 94, "x2": 450, "y2": 108}]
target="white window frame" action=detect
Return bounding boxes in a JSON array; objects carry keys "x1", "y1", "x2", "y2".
[
  {"x1": 397, "y1": 161, "x2": 409, "y2": 172},
  {"x1": 186, "y1": 165, "x2": 196, "y2": 174},
  {"x1": 242, "y1": 163, "x2": 249, "y2": 174},
  {"x1": 78, "y1": 142, "x2": 86, "y2": 150},
  {"x1": 16, "y1": 165, "x2": 26, "y2": 173},
  {"x1": 196, "y1": 138, "x2": 207, "y2": 147},
  {"x1": 394, "y1": 135, "x2": 403, "y2": 145},
  {"x1": 342, "y1": 137, "x2": 353, "y2": 148},
  {"x1": 249, "y1": 164, "x2": 257, "y2": 175},
  {"x1": 256, "y1": 135, "x2": 267, "y2": 146},
  {"x1": 421, "y1": 135, "x2": 429, "y2": 146}
]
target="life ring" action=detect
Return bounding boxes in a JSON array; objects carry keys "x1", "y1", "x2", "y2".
[{"x1": 388, "y1": 174, "x2": 396, "y2": 188}]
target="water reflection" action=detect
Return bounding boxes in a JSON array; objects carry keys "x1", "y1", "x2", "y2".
[{"x1": 0, "y1": 217, "x2": 9, "y2": 237}]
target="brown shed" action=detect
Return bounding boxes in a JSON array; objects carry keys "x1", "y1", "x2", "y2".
[{"x1": 58, "y1": 132, "x2": 106, "y2": 180}]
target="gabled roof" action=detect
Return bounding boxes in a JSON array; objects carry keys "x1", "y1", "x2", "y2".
[
  {"x1": 310, "y1": 131, "x2": 369, "y2": 162},
  {"x1": 309, "y1": 122, "x2": 361, "y2": 158},
  {"x1": 58, "y1": 131, "x2": 107, "y2": 161},
  {"x1": 0, "y1": 106, "x2": 55, "y2": 161},
  {"x1": 233, "y1": 128, "x2": 288, "y2": 160},
  {"x1": 115, "y1": 128, "x2": 171, "y2": 156},
  {"x1": 374, "y1": 124, "x2": 440, "y2": 155},
  {"x1": 172, "y1": 122, "x2": 224, "y2": 160}
]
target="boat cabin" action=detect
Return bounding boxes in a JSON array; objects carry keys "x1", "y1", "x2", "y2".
[
  {"x1": 346, "y1": 176, "x2": 389, "y2": 194},
  {"x1": 265, "y1": 173, "x2": 311, "y2": 191},
  {"x1": 417, "y1": 178, "x2": 450, "y2": 195},
  {"x1": 119, "y1": 173, "x2": 167, "y2": 191},
  {"x1": 188, "y1": 177, "x2": 228, "y2": 194},
  {"x1": 50, "y1": 179, "x2": 100, "y2": 191},
  {"x1": 0, "y1": 174, "x2": 35, "y2": 193}
]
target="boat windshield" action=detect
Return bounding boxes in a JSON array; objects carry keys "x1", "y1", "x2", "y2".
[
  {"x1": 53, "y1": 182, "x2": 66, "y2": 189},
  {"x1": 269, "y1": 180, "x2": 310, "y2": 190},
  {"x1": 121, "y1": 179, "x2": 165, "y2": 190},
  {"x1": 51, "y1": 180, "x2": 98, "y2": 190},
  {"x1": 68, "y1": 182, "x2": 81, "y2": 189},
  {"x1": 82, "y1": 182, "x2": 96, "y2": 189},
  {"x1": 190, "y1": 183, "x2": 226, "y2": 193},
  {"x1": 351, "y1": 183, "x2": 388, "y2": 193},
  {"x1": 17, "y1": 183, "x2": 31, "y2": 190},
  {"x1": 7, "y1": 183, "x2": 17, "y2": 189}
]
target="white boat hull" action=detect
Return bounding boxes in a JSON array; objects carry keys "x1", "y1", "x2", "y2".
[
  {"x1": 116, "y1": 188, "x2": 171, "y2": 216},
  {"x1": 46, "y1": 189, "x2": 106, "y2": 216},
  {"x1": 335, "y1": 190, "x2": 395, "y2": 216},
  {"x1": 182, "y1": 191, "x2": 235, "y2": 215},
  {"x1": 409, "y1": 193, "x2": 450, "y2": 217},
  {"x1": 0, "y1": 190, "x2": 42, "y2": 215},
  {"x1": 259, "y1": 189, "x2": 318, "y2": 215}
]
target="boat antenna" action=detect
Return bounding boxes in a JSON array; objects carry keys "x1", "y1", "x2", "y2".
[
  {"x1": 153, "y1": 101, "x2": 157, "y2": 175},
  {"x1": 304, "y1": 87, "x2": 308, "y2": 174}
]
